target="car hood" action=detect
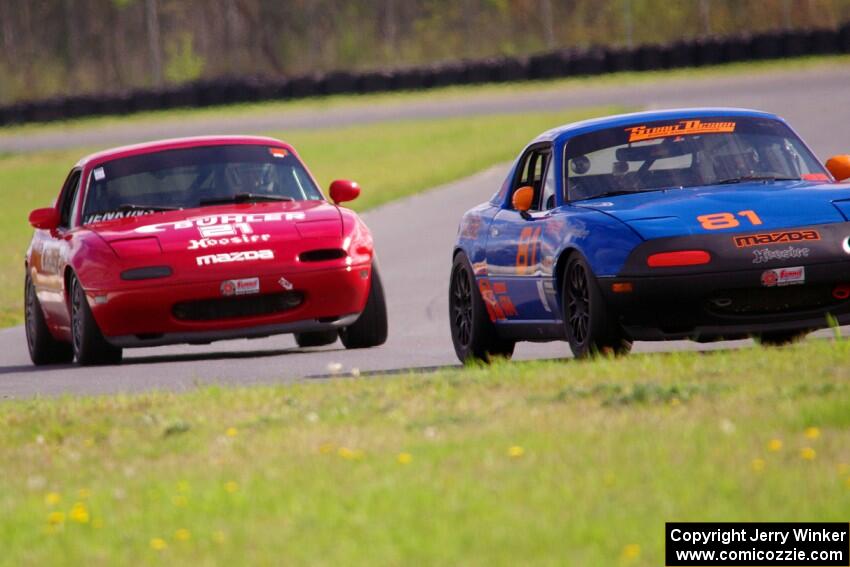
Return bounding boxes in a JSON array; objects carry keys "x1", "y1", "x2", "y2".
[
  {"x1": 90, "y1": 200, "x2": 342, "y2": 254},
  {"x1": 572, "y1": 181, "x2": 850, "y2": 239}
]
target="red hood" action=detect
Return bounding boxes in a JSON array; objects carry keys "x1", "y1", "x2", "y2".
[
  {"x1": 90, "y1": 200, "x2": 342, "y2": 252},
  {"x1": 87, "y1": 200, "x2": 347, "y2": 283}
]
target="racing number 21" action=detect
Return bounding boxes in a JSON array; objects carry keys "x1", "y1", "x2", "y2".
[
  {"x1": 697, "y1": 210, "x2": 762, "y2": 230},
  {"x1": 516, "y1": 226, "x2": 542, "y2": 274}
]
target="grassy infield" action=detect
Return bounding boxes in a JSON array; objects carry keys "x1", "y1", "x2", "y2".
[{"x1": 1, "y1": 56, "x2": 849, "y2": 565}]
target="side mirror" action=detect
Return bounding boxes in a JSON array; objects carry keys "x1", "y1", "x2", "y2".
[
  {"x1": 511, "y1": 186, "x2": 535, "y2": 212},
  {"x1": 329, "y1": 180, "x2": 360, "y2": 204},
  {"x1": 29, "y1": 207, "x2": 60, "y2": 230},
  {"x1": 826, "y1": 155, "x2": 850, "y2": 182}
]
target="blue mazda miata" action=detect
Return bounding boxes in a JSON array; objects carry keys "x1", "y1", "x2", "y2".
[{"x1": 449, "y1": 108, "x2": 850, "y2": 361}]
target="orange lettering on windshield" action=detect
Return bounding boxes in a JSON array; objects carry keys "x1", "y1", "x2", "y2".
[{"x1": 626, "y1": 120, "x2": 736, "y2": 143}]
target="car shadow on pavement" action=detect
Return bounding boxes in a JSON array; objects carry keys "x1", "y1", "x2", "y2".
[{"x1": 0, "y1": 346, "x2": 349, "y2": 374}]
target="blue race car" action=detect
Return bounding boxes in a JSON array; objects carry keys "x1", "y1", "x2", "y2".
[{"x1": 449, "y1": 108, "x2": 850, "y2": 361}]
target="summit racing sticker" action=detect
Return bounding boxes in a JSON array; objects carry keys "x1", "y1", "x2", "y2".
[
  {"x1": 625, "y1": 119, "x2": 736, "y2": 143},
  {"x1": 761, "y1": 266, "x2": 805, "y2": 287},
  {"x1": 220, "y1": 277, "x2": 260, "y2": 296},
  {"x1": 734, "y1": 229, "x2": 820, "y2": 248}
]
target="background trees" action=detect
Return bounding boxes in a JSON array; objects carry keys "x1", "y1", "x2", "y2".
[{"x1": 0, "y1": 0, "x2": 848, "y2": 104}]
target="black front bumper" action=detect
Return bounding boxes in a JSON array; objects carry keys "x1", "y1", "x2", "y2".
[{"x1": 601, "y1": 222, "x2": 850, "y2": 341}]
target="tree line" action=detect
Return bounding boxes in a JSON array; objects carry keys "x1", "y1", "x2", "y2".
[{"x1": 0, "y1": 0, "x2": 848, "y2": 104}]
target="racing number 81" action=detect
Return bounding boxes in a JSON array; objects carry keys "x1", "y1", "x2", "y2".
[
  {"x1": 516, "y1": 226, "x2": 542, "y2": 274},
  {"x1": 697, "y1": 210, "x2": 762, "y2": 230}
]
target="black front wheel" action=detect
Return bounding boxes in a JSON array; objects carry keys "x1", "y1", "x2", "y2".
[
  {"x1": 448, "y1": 252, "x2": 514, "y2": 363},
  {"x1": 295, "y1": 330, "x2": 338, "y2": 348},
  {"x1": 70, "y1": 274, "x2": 123, "y2": 366},
  {"x1": 25, "y1": 274, "x2": 73, "y2": 365},
  {"x1": 339, "y1": 261, "x2": 388, "y2": 349},
  {"x1": 562, "y1": 253, "x2": 631, "y2": 359},
  {"x1": 757, "y1": 330, "x2": 808, "y2": 347}
]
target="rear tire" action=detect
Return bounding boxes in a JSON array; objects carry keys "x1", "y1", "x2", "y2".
[
  {"x1": 562, "y1": 252, "x2": 631, "y2": 359},
  {"x1": 70, "y1": 274, "x2": 123, "y2": 366},
  {"x1": 757, "y1": 330, "x2": 807, "y2": 347},
  {"x1": 448, "y1": 252, "x2": 515, "y2": 363},
  {"x1": 295, "y1": 330, "x2": 338, "y2": 348},
  {"x1": 339, "y1": 261, "x2": 388, "y2": 349},
  {"x1": 25, "y1": 274, "x2": 73, "y2": 365}
]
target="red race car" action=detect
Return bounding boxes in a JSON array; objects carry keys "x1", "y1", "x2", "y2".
[{"x1": 25, "y1": 136, "x2": 387, "y2": 365}]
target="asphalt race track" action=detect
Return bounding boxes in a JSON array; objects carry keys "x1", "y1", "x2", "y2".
[{"x1": 0, "y1": 66, "x2": 848, "y2": 397}]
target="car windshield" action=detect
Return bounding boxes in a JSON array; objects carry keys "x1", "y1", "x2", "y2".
[
  {"x1": 82, "y1": 145, "x2": 323, "y2": 224},
  {"x1": 564, "y1": 116, "x2": 828, "y2": 202}
]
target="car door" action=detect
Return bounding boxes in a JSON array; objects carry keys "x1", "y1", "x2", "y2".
[
  {"x1": 36, "y1": 168, "x2": 83, "y2": 330},
  {"x1": 484, "y1": 145, "x2": 560, "y2": 321}
]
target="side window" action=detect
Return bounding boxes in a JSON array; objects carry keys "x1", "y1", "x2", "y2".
[
  {"x1": 57, "y1": 170, "x2": 82, "y2": 229},
  {"x1": 513, "y1": 147, "x2": 552, "y2": 211},
  {"x1": 538, "y1": 158, "x2": 557, "y2": 210}
]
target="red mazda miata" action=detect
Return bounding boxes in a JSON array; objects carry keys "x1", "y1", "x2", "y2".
[{"x1": 25, "y1": 136, "x2": 387, "y2": 365}]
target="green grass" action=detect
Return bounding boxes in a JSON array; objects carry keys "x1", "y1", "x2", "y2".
[
  {"x1": 0, "y1": 106, "x2": 619, "y2": 328},
  {"x1": 0, "y1": 53, "x2": 847, "y2": 139},
  {"x1": 1, "y1": 339, "x2": 848, "y2": 565}
]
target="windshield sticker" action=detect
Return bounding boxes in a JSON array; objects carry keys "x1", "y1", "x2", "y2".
[
  {"x1": 196, "y1": 249, "x2": 274, "y2": 266},
  {"x1": 269, "y1": 148, "x2": 288, "y2": 158},
  {"x1": 93, "y1": 167, "x2": 106, "y2": 181},
  {"x1": 85, "y1": 209, "x2": 156, "y2": 224},
  {"x1": 625, "y1": 120, "x2": 736, "y2": 143}
]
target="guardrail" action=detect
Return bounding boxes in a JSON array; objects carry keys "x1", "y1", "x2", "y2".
[{"x1": 1, "y1": 24, "x2": 848, "y2": 127}]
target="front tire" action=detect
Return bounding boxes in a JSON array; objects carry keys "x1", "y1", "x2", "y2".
[
  {"x1": 339, "y1": 261, "x2": 388, "y2": 349},
  {"x1": 25, "y1": 274, "x2": 73, "y2": 365},
  {"x1": 562, "y1": 253, "x2": 631, "y2": 358},
  {"x1": 448, "y1": 252, "x2": 515, "y2": 363},
  {"x1": 757, "y1": 330, "x2": 807, "y2": 347},
  {"x1": 295, "y1": 330, "x2": 338, "y2": 348},
  {"x1": 70, "y1": 274, "x2": 122, "y2": 366}
]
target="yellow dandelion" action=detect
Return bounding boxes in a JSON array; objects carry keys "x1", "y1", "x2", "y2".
[
  {"x1": 150, "y1": 537, "x2": 168, "y2": 551},
  {"x1": 77, "y1": 488, "x2": 91, "y2": 499},
  {"x1": 669, "y1": 398, "x2": 681, "y2": 407},
  {"x1": 800, "y1": 447, "x2": 816, "y2": 461},
  {"x1": 397, "y1": 452, "x2": 413, "y2": 465},
  {"x1": 767, "y1": 439, "x2": 783, "y2": 452},
  {"x1": 44, "y1": 492, "x2": 61, "y2": 506},
  {"x1": 83, "y1": 438, "x2": 94, "y2": 448},
  {"x1": 172, "y1": 495, "x2": 188, "y2": 507},
  {"x1": 213, "y1": 530, "x2": 226, "y2": 544},
  {"x1": 507, "y1": 445, "x2": 525, "y2": 458},
  {"x1": 804, "y1": 426, "x2": 821, "y2": 440},
  {"x1": 47, "y1": 511, "x2": 65, "y2": 526},
  {"x1": 177, "y1": 480, "x2": 191, "y2": 493},
  {"x1": 224, "y1": 481, "x2": 239, "y2": 493},
  {"x1": 225, "y1": 427, "x2": 238, "y2": 437},
  {"x1": 175, "y1": 528, "x2": 191, "y2": 541},
  {"x1": 69, "y1": 502, "x2": 89, "y2": 524},
  {"x1": 622, "y1": 543, "x2": 641, "y2": 560},
  {"x1": 751, "y1": 458, "x2": 766, "y2": 472},
  {"x1": 318, "y1": 442, "x2": 335, "y2": 454},
  {"x1": 337, "y1": 447, "x2": 363, "y2": 460}
]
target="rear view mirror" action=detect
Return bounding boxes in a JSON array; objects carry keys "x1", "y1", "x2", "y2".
[
  {"x1": 29, "y1": 208, "x2": 60, "y2": 230},
  {"x1": 329, "y1": 180, "x2": 360, "y2": 204},
  {"x1": 826, "y1": 155, "x2": 850, "y2": 182},
  {"x1": 511, "y1": 186, "x2": 534, "y2": 212}
]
